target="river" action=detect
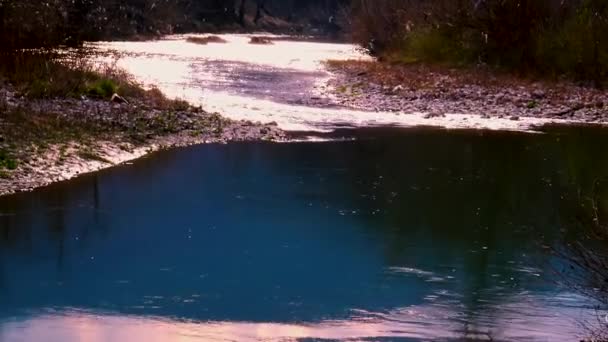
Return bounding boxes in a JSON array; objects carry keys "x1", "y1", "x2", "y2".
[
  {"x1": 0, "y1": 35, "x2": 607, "y2": 341},
  {"x1": 92, "y1": 34, "x2": 566, "y2": 133}
]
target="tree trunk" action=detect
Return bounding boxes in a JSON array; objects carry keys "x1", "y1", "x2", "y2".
[
  {"x1": 238, "y1": 0, "x2": 247, "y2": 26},
  {"x1": 0, "y1": 3, "x2": 5, "y2": 51},
  {"x1": 254, "y1": 0, "x2": 268, "y2": 24},
  {"x1": 591, "y1": 3, "x2": 604, "y2": 89}
]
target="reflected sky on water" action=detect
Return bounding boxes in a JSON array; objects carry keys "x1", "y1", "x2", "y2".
[{"x1": 1, "y1": 127, "x2": 607, "y2": 341}]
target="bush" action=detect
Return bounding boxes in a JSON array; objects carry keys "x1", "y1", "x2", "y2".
[
  {"x1": 88, "y1": 79, "x2": 118, "y2": 98},
  {"x1": 0, "y1": 50, "x2": 153, "y2": 100},
  {"x1": 397, "y1": 28, "x2": 479, "y2": 65},
  {"x1": 350, "y1": 0, "x2": 608, "y2": 85},
  {"x1": 0, "y1": 150, "x2": 18, "y2": 170},
  {"x1": 0, "y1": 51, "x2": 95, "y2": 98},
  {"x1": 535, "y1": 5, "x2": 608, "y2": 84}
]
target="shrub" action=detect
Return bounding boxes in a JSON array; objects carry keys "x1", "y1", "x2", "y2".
[
  {"x1": 0, "y1": 150, "x2": 18, "y2": 170},
  {"x1": 88, "y1": 79, "x2": 118, "y2": 98},
  {"x1": 349, "y1": 0, "x2": 608, "y2": 85},
  {"x1": 398, "y1": 28, "x2": 478, "y2": 65},
  {"x1": 0, "y1": 50, "x2": 156, "y2": 100},
  {"x1": 535, "y1": 4, "x2": 608, "y2": 84}
]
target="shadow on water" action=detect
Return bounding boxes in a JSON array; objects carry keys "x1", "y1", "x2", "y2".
[{"x1": 1, "y1": 126, "x2": 608, "y2": 340}]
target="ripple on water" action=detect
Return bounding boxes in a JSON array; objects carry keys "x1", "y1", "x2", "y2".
[{"x1": 91, "y1": 34, "x2": 570, "y2": 135}]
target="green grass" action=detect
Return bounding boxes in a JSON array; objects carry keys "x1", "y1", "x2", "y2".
[
  {"x1": 352, "y1": 3, "x2": 608, "y2": 86},
  {"x1": 383, "y1": 28, "x2": 478, "y2": 67},
  {"x1": 0, "y1": 150, "x2": 18, "y2": 170},
  {"x1": 0, "y1": 170, "x2": 11, "y2": 179},
  {"x1": 87, "y1": 79, "x2": 119, "y2": 98},
  {"x1": 527, "y1": 100, "x2": 539, "y2": 109}
]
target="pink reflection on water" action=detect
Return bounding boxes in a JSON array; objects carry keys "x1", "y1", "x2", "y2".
[{"x1": 0, "y1": 294, "x2": 591, "y2": 342}]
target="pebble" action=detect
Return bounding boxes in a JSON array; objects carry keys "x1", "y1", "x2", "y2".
[
  {"x1": 325, "y1": 64, "x2": 608, "y2": 123},
  {"x1": 0, "y1": 86, "x2": 286, "y2": 197}
]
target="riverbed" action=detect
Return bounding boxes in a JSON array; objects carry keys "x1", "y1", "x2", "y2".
[{"x1": 92, "y1": 34, "x2": 575, "y2": 133}]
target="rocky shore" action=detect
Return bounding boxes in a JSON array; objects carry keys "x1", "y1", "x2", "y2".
[
  {"x1": 0, "y1": 86, "x2": 285, "y2": 197},
  {"x1": 325, "y1": 60, "x2": 608, "y2": 123}
]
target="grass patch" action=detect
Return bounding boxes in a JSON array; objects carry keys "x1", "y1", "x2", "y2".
[
  {"x1": 527, "y1": 100, "x2": 539, "y2": 109},
  {"x1": 0, "y1": 50, "x2": 160, "y2": 101},
  {"x1": 87, "y1": 79, "x2": 119, "y2": 99},
  {"x1": 0, "y1": 49, "x2": 209, "y2": 177},
  {"x1": 1, "y1": 106, "x2": 99, "y2": 146},
  {"x1": 0, "y1": 50, "x2": 194, "y2": 113},
  {"x1": 0, "y1": 150, "x2": 18, "y2": 170},
  {"x1": 0, "y1": 170, "x2": 11, "y2": 179}
]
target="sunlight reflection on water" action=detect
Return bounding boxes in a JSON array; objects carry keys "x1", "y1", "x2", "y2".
[
  {"x1": 0, "y1": 295, "x2": 591, "y2": 342},
  {"x1": 91, "y1": 34, "x2": 569, "y2": 133}
]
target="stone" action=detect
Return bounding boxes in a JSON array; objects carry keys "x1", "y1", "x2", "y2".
[
  {"x1": 249, "y1": 37, "x2": 273, "y2": 45},
  {"x1": 424, "y1": 113, "x2": 446, "y2": 119},
  {"x1": 531, "y1": 90, "x2": 546, "y2": 99},
  {"x1": 110, "y1": 93, "x2": 128, "y2": 104}
]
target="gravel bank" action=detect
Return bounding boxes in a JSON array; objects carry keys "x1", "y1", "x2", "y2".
[
  {"x1": 0, "y1": 86, "x2": 285, "y2": 197},
  {"x1": 325, "y1": 60, "x2": 608, "y2": 124}
]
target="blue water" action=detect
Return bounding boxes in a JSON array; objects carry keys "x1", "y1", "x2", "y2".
[{"x1": 1, "y1": 127, "x2": 607, "y2": 341}]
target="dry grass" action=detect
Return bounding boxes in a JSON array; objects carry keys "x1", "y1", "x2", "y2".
[
  {"x1": 0, "y1": 51, "x2": 144, "y2": 99},
  {"x1": 326, "y1": 60, "x2": 522, "y2": 88},
  {"x1": 0, "y1": 50, "x2": 191, "y2": 111},
  {"x1": 325, "y1": 59, "x2": 608, "y2": 102},
  {"x1": 0, "y1": 49, "x2": 203, "y2": 177}
]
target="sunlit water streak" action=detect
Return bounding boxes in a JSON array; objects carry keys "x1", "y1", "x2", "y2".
[
  {"x1": 91, "y1": 34, "x2": 569, "y2": 133},
  {"x1": 0, "y1": 295, "x2": 592, "y2": 342}
]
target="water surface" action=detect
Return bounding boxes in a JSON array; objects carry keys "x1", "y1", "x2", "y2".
[
  {"x1": 92, "y1": 34, "x2": 568, "y2": 132},
  {"x1": 1, "y1": 127, "x2": 607, "y2": 341}
]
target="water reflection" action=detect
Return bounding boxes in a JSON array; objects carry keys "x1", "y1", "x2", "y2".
[
  {"x1": 92, "y1": 34, "x2": 567, "y2": 132},
  {"x1": 1, "y1": 127, "x2": 607, "y2": 340},
  {"x1": 0, "y1": 299, "x2": 589, "y2": 342}
]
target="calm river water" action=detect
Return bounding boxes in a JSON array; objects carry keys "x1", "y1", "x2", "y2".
[
  {"x1": 1, "y1": 127, "x2": 607, "y2": 341},
  {"x1": 0, "y1": 35, "x2": 606, "y2": 341}
]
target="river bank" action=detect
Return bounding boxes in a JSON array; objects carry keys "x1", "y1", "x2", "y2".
[
  {"x1": 0, "y1": 83, "x2": 284, "y2": 197},
  {"x1": 5, "y1": 35, "x2": 608, "y2": 197},
  {"x1": 325, "y1": 60, "x2": 608, "y2": 124}
]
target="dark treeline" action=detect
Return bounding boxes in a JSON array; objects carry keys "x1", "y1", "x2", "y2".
[
  {"x1": 2, "y1": 0, "x2": 608, "y2": 83},
  {"x1": 350, "y1": 0, "x2": 608, "y2": 85},
  {"x1": 0, "y1": 0, "x2": 348, "y2": 51}
]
